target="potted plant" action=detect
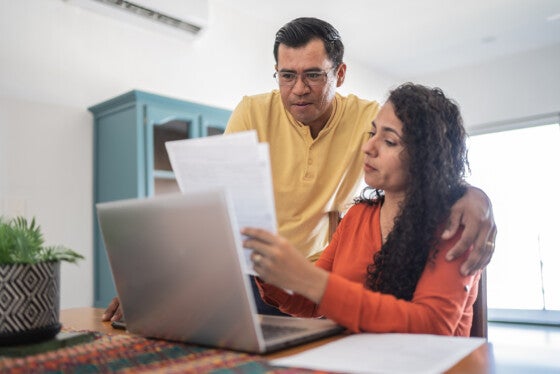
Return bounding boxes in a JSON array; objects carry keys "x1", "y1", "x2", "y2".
[{"x1": 0, "y1": 216, "x2": 84, "y2": 346}]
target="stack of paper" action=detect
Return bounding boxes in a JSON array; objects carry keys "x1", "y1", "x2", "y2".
[
  {"x1": 271, "y1": 333, "x2": 486, "y2": 374},
  {"x1": 165, "y1": 130, "x2": 277, "y2": 274}
]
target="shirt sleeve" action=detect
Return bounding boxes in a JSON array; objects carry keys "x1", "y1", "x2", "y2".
[
  {"x1": 257, "y1": 280, "x2": 322, "y2": 318},
  {"x1": 261, "y1": 203, "x2": 479, "y2": 335},
  {"x1": 317, "y1": 228, "x2": 479, "y2": 335},
  {"x1": 224, "y1": 97, "x2": 252, "y2": 134}
]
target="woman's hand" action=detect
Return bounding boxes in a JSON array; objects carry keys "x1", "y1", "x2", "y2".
[
  {"x1": 443, "y1": 186, "x2": 497, "y2": 275},
  {"x1": 241, "y1": 227, "x2": 329, "y2": 303}
]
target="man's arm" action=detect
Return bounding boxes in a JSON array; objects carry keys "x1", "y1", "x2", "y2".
[
  {"x1": 443, "y1": 186, "x2": 497, "y2": 276},
  {"x1": 101, "y1": 297, "x2": 123, "y2": 322}
]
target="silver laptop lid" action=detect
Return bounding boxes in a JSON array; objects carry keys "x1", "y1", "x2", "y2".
[{"x1": 96, "y1": 188, "x2": 267, "y2": 352}]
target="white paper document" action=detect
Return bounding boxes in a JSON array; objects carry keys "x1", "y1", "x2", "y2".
[
  {"x1": 165, "y1": 130, "x2": 277, "y2": 274},
  {"x1": 271, "y1": 333, "x2": 486, "y2": 374}
]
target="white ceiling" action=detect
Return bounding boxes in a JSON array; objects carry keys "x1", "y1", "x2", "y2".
[{"x1": 219, "y1": 0, "x2": 560, "y2": 77}]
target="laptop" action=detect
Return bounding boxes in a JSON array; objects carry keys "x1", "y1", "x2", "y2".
[{"x1": 96, "y1": 189, "x2": 343, "y2": 353}]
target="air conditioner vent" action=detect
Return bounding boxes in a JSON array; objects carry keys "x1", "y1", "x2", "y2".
[
  {"x1": 66, "y1": 0, "x2": 208, "y2": 37},
  {"x1": 93, "y1": 0, "x2": 202, "y2": 34}
]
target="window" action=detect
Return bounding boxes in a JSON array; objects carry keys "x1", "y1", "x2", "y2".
[{"x1": 467, "y1": 119, "x2": 560, "y2": 324}]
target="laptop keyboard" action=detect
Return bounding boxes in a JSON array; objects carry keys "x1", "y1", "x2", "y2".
[{"x1": 261, "y1": 324, "x2": 306, "y2": 340}]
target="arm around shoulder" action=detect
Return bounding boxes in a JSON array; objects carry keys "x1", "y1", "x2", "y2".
[{"x1": 443, "y1": 185, "x2": 497, "y2": 275}]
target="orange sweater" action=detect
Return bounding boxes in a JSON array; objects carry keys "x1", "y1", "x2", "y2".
[{"x1": 259, "y1": 202, "x2": 480, "y2": 336}]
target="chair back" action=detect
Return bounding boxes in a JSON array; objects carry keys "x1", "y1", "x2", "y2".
[{"x1": 470, "y1": 269, "x2": 488, "y2": 338}]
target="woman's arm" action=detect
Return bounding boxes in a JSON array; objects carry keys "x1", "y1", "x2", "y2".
[
  {"x1": 318, "y1": 229, "x2": 479, "y2": 335},
  {"x1": 242, "y1": 228, "x2": 330, "y2": 304}
]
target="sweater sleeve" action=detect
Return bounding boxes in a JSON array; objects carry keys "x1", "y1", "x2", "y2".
[
  {"x1": 317, "y1": 227, "x2": 480, "y2": 336},
  {"x1": 260, "y1": 203, "x2": 479, "y2": 336}
]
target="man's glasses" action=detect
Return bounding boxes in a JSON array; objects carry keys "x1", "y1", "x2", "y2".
[{"x1": 273, "y1": 69, "x2": 334, "y2": 87}]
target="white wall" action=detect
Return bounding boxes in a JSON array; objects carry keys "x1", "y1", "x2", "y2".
[
  {"x1": 0, "y1": 97, "x2": 93, "y2": 307},
  {"x1": 0, "y1": 0, "x2": 392, "y2": 308},
  {"x1": 1, "y1": 0, "x2": 558, "y2": 308},
  {"x1": 409, "y1": 43, "x2": 560, "y2": 129}
]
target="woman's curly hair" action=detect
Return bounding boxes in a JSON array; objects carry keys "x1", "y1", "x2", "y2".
[{"x1": 359, "y1": 82, "x2": 469, "y2": 300}]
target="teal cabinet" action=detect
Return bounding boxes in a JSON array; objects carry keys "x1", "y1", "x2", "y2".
[{"x1": 89, "y1": 90, "x2": 231, "y2": 307}]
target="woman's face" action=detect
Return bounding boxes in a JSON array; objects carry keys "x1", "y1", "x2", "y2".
[{"x1": 362, "y1": 101, "x2": 409, "y2": 198}]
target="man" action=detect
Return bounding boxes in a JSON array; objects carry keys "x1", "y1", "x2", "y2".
[{"x1": 103, "y1": 17, "x2": 495, "y2": 321}]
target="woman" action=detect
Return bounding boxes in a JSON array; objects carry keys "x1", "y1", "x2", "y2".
[{"x1": 242, "y1": 82, "x2": 480, "y2": 335}]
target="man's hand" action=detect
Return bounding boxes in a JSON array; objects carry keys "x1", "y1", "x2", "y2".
[
  {"x1": 101, "y1": 297, "x2": 123, "y2": 322},
  {"x1": 443, "y1": 186, "x2": 497, "y2": 276}
]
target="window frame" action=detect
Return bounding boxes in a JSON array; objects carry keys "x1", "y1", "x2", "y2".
[{"x1": 467, "y1": 112, "x2": 560, "y2": 326}]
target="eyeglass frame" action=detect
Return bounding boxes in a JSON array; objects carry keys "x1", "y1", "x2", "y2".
[{"x1": 273, "y1": 67, "x2": 337, "y2": 87}]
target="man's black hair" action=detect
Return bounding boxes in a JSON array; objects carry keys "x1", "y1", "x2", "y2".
[{"x1": 273, "y1": 17, "x2": 344, "y2": 68}]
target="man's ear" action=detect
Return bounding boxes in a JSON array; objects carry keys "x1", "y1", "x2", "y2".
[{"x1": 336, "y1": 63, "x2": 347, "y2": 87}]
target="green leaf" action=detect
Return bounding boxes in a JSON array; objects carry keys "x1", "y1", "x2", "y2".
[{"x1": 0, "y1": 216, "x2": 84, "y2": 265}]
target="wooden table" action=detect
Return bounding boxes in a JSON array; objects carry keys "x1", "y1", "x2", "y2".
[{"x1": 60, "y1": 307, "x2": 494, "y2": 373}]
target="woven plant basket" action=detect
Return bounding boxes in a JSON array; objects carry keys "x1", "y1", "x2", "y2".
[{"x1": 0, "y1": 261, "x2": 61, "y2": 345}]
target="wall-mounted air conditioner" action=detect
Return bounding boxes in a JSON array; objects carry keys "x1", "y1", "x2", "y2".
[{"x1": 66, "y1": 0, "x2": 209, "y2": 37}]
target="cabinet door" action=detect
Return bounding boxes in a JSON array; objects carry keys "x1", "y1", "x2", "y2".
[
  {"x1": 145, "y1": 105, "x2": 200, "y2": 196},
  {"x1": 94, "y1": 103, "x2": 143, "y2": 308},
  {"x1": 199, "y1": 107, "x2": 231, "y2": 137},
  {"x1": 92, "y1": 93, "x2": 231, "y2": 308},
  {"x1": 200, "y1": 120, "x2": 226, "y2": 136}
]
